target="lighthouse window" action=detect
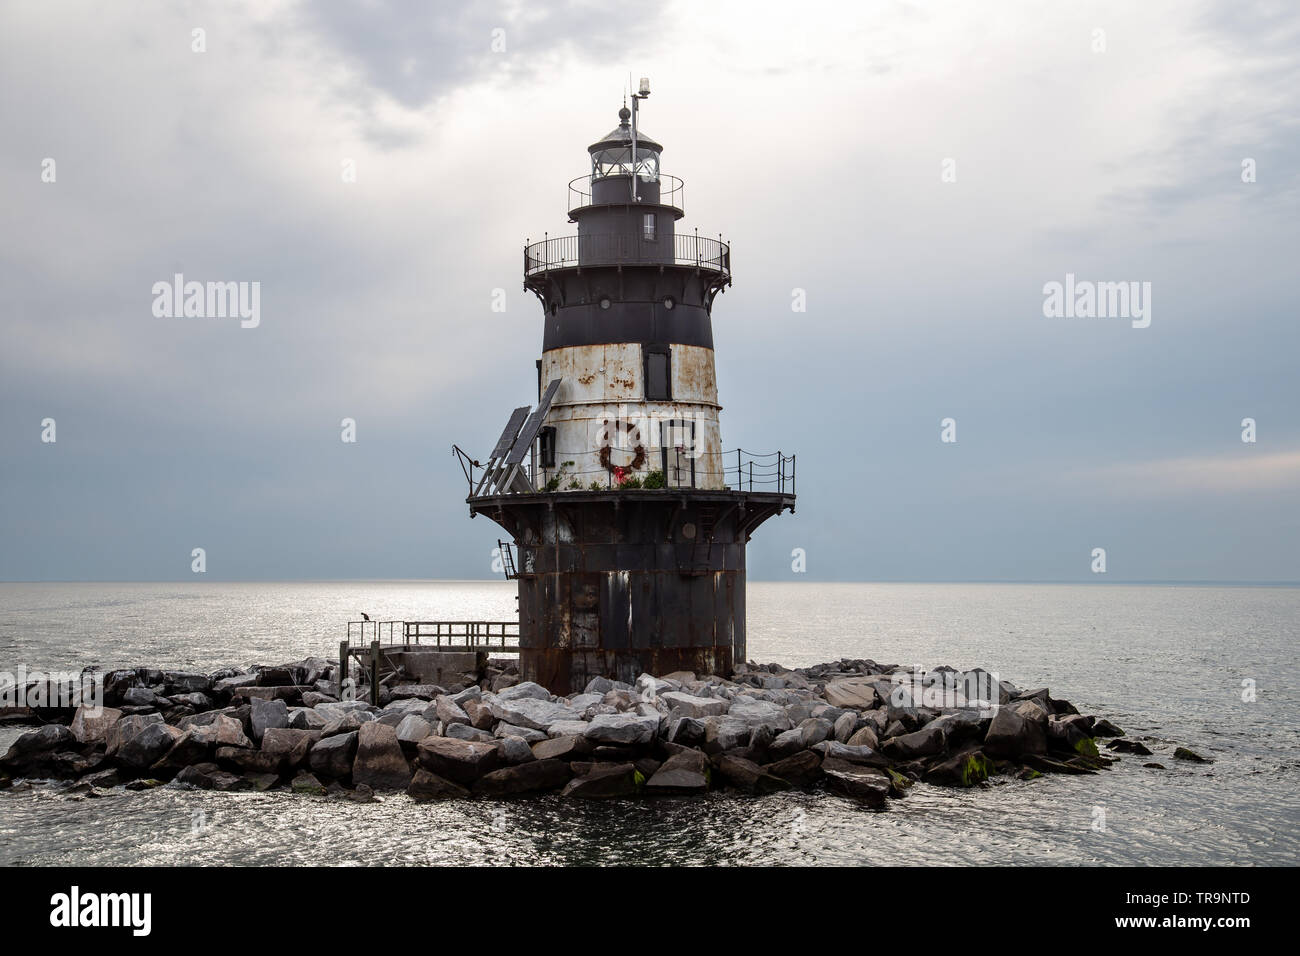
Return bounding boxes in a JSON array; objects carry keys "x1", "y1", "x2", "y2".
[
  {"x1": 645, "y1": 347, "x2": 671, "y2": 401},
  {"x1": 643, "y1": 213, "x2": 656, "y2": 241},
  {"x1": 538, "y1": 426, "x2": 557, "y2": 469},
  {"x1": 599, "y1": 297, "x2": 611, "y2": 310}
]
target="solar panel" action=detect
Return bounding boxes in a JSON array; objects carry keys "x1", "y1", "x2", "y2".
[
  {"x1": 503, "y1": 379, "x2": 562, "y2": 466},
  {"x1": 490, "y1": 407, "x2": 531, "y2": 459}
]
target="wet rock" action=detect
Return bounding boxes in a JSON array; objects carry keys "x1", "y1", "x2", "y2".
[
  {"x1": 216, "y1": 745, "x2": 283, "y2": 774},
  {"x1": 261, "y1": 728, "x2": 320, "y2": 770},
  {"x1": 152, "y1": 729, "x2": 211, "y2": 770},
  {"x1": 416, "y1": 736, "x2": 500, "y2": 785},
  {"x1": 982, "y1": 704, "x2": 1048, "y2": 758},
  {"x1": 407, "y1": 769, "x2": 470, "y2": 801},
  {"x1": 1143, "y1": 762, "x2": 1166, "y2": 770},
  {"x1": 3, "y1": 724, "x2": 75, "y2": 763},
  {"x1": 250, "y1": 698, "x2": 289, "y2": 743},
  {"x1": 291, "y1": 771, "x2": 327, "y2": 794},
  {"x1": 812, "y1": 741, "x2": 891, "y2": 768},
  {"x1": 1173, "y1": 747, "x2": 1210, "y2": 763},
  {"x1": 883, "y1": 721, "x2": 948, "y2": 759},
  {"x1": 646, "y1": 750, "x2": 711, "y2": 793},
  {"x1": 118, "y1": 722, "x2": 183, "y2": 769},
  {"x1": 81, "y1": 768, "x2": 123, "y2": 789},
  {"x1": 474, "y1": 758, "x2": 571, "y2": 796},
  {"x1": 822, "y1": 763, "x2": 890, "y2": 806},
  {"x1": 1092, "y1": 718, "x2": 1125, "y2": 737},
  {"x1": 241, "y1": 772, "x2": 279, "y2": 791},
  {"x1": 561, "y1": 762, "x2": 641, "y2": 799},
  {"x1": 70, "y1": 706, "x2": 122, "y2": 746},
  {"x1": 1106, "y1": 739, "x2": 1152, "y2": 756},
  {"x1": 352, "y1": 722, "x2": 413, "y2": 790},
  {"x1": 923, "y1": 750, "x2": 994, "y2": 787},
  {"x1": 766, "y1": 750, "x2": 822, "y2": 787},
  {"x1": 309, "y1": 730, "x2": 358, "y2": 778},
  {"x1": 717, "y1": 754, "x2": 789, "y2": 794}
]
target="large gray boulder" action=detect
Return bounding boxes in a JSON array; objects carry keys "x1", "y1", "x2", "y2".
[
  {"x1": 445, "y1": 722, "x2": 495, "y2": 743},
  {"x1": 822, "y1": 678, "x2": 878, "y2": 710},
  {"x1": 496, "y1": 681, "x2": 551, "y2": 702},
  {"x1": 702, "y1": 715, "x2": 751, "y2": 754},
  {"x1": 646, "y1": 750, "x2": 710, "y2": 793},
  {"x1": 309, "y1": 731, "x2": 357, "y2": 779},
  {"x1": 491, "y1": 697, "x2": 584, "y2": 732},
  {"x1": 395, "y1": 715, "x2": 433, "y2": 746},
  {"x1": 584, "y1": 713, "x2": 659, "y2": 746},
  {"x1": 727, "y1": 698, "x2": 793, "y2": 733},
  {"x1": 494, "y1": 722, "x2": 546, "y2": 743},
  {"x1": 797, "y1": 717, "x2": 834, "y2": 748},
  {"x1": 498, "y1": 735, "x2": 537, "y2": 766},
  {"x1": 660, "y1": 691, "x2": 728, "y2": 719},
  {"x1": 352, "y1": 722, "x2": 412, "y2": 790},
  {"x1": 261, "y1": 728, "x2": 319, "y2": 769},
  {"x1": 250, "y1": 698, "x2": 289, "y2": 743},
  {"x1": 434, "y1": 695, "x2": 470, "y2": 727},
  {"x1": 416, "y1": 736, "x2": 500, "y2": 785}
]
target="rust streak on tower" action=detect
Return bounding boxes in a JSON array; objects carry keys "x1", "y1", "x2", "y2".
[{"x1": 457, "y1": 86, "x2": 795, "y2": 693}]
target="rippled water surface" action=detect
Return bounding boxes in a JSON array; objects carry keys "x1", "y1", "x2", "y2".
[{"x1": 1, "y1": 581, "x2": 1296, "y2": 866}]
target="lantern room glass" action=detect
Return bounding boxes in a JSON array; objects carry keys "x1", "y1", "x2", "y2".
[{"x1": 591, "y1": 146, "x2": 660, "y2": 183}]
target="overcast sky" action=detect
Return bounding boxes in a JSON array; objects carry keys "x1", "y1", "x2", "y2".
[{"x1": 1, "y1": 0, "x2": 1297, "y2": 583}]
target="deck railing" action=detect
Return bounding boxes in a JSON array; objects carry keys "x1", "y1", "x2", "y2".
[{"x1": 524, "y1": 232, "x2": 729, "y2": 279}]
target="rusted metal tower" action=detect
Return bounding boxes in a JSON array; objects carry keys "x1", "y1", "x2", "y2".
[{"x1": 456, "y1": 88, "x2": 794, "y2": 693}]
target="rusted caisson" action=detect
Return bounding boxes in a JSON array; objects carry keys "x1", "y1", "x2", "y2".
[{"x1": 456, "y1": 87, "x2": 794, "y2": 693}]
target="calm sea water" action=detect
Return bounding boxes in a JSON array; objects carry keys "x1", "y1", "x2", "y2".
[{"x1": 0, "y1": 581, "x2": 1296, "y2": 866}]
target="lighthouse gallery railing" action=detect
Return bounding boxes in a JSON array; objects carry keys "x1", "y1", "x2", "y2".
[{"x1": 524, "y1": 232, "x2": 730, "y2": 278}]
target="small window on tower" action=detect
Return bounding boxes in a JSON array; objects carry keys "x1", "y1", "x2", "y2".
[
  {"x1": 538, "y1": 426, "x2": 557, "y2": 469},
  {"x1": 643, "y1": 213, "x2": 656, "y2": 241},
  {"x1": 645, "y1": 347, "x2": 671, "y2": 401}
]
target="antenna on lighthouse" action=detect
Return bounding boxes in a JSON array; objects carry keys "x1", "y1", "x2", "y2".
[{"x1": 630, "y1": 76, "x2": 651, "y2": 202}]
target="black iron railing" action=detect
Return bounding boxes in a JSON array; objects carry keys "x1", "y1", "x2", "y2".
[
  {"x1": 524, "y1": 232, "x2": 729, "y2": 278},
  {"x1": 568, "y1": 173, "x2": 685, "y2": 213}
]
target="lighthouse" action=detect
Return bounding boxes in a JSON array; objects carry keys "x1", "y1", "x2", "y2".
[{"x1": 457, "y1": 84, "x2": 795, "y2": 693}]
